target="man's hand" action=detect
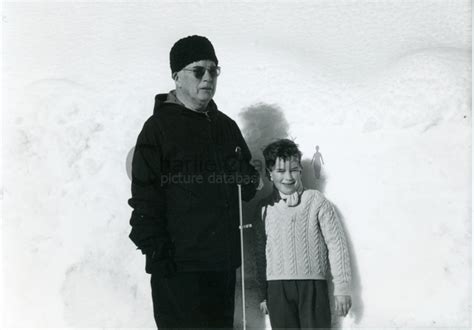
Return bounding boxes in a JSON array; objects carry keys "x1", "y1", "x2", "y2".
[
  {"x1": 259, "y1": 300, "x2": 268, "y2": 314},
  {"x1": 334, "y1": 295, "x2": 351, "y2": 317}
]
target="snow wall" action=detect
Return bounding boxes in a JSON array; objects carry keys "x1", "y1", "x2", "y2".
[{"x1": 2, "y1": 1, "x2": 471, "y2": 328}]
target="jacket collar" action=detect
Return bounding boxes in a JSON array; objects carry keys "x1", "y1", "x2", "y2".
[{"x1": 154, "y1": 90, "x2": 218, "y2": 119}]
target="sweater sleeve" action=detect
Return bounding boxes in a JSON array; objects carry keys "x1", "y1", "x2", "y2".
[
  {"x1": 317, "y1": 198, "x2": 352, "y2": 296},
  {"x1": 128, "y1": 118, "x2": 171, "y2": 260},
  {"x1": 253, "y1": 203, "x2": 268, "y2": 302}
]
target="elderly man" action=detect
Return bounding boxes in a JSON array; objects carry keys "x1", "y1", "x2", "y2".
[{"x1": 128, "y1": 35, "x2": 259, "y2": 329}]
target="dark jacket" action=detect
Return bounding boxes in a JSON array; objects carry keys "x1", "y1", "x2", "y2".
[{"x1": 128, "y1": 93, "x2": 259, "y2": 276}]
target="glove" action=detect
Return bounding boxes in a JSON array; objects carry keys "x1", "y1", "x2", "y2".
[
  {"x1": 152, "y1": 256, "x2": 177, "y2": 278},
  {"x1": 145, "y1": 240, "x2": 177, "y2": 278}
]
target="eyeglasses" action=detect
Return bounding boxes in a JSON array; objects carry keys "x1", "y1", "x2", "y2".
[{"x1": 182, "y1": 66, "x2": 221, "y2": 79}]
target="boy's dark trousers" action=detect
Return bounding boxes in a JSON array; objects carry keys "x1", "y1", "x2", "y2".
[
  {"x1": 151, "y1": 270, "x2": 236, "y2": 329},
  {"x1": 267, "y1": 279, "x2": 331, "y2": 329}
]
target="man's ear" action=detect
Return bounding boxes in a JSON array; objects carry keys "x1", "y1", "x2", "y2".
[{"x1": 172, "y1": 72, "x2": 180, "y2": 86}]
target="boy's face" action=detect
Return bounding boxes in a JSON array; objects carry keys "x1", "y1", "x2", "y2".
[{"x1": 269, "y1": 156, "x2": 302, "y2": 195}]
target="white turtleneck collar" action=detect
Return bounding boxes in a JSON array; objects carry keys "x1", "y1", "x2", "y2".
[{"x1": 278, "y1": 181, "x2": 304, "y2": 207}]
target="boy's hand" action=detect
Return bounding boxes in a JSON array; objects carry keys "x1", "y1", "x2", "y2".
[
  {"x1": 259, "y1": 300, "x2": 269, "y2": 314},
  {"x1": 334, "y1": 295, "x2": 351, "y2": 317}
]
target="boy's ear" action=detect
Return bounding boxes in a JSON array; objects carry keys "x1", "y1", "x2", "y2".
[{"x1": 265, "y1": 168, "x2": 272, "y2": 181}]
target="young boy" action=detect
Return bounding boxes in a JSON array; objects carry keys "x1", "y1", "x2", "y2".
[{"x1": 254, "y1": 139, "x2": 352, "y2": 329}]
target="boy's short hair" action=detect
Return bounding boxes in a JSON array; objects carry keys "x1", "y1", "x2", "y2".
[{"x1": 262, "y1": 139, "x2": 303, "y2": 178}]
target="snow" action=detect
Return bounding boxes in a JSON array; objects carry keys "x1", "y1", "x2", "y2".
[{"x1": 2, "y1": 1, "x2": 471, "y2": 328}]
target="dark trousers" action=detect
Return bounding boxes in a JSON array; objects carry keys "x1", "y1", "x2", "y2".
[
  {"x1": 151, "y1": 270, "x2": 236, "y2": 329},
  {"x1": 267, "y1": 280, "x2": 331, "y2": 329}
]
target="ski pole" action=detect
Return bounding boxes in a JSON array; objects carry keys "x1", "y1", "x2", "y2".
[{"x1": 235, "y1": 147, "x2": 252, "y2": 330}]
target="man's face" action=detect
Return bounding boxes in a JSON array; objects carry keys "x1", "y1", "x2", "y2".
[
  {"x1": 269, "y1": 156, "x2": 302, "y2": 195},
  {"x1": 174, "y1": 60, "x2": 218, "y2": 110}
]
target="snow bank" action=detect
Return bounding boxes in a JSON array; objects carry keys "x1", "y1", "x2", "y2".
[{"x1": 2, "y1": 1, "x2": 471, "y2": 328}]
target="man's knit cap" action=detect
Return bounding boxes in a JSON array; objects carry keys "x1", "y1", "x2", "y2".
[{"x1": 169, "y1": 35, "x2": 219, "y2": 73}]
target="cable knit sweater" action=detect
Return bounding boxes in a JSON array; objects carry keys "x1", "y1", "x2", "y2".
[{"x1": 253, "y1": 188, "x2": 352, "y2": 302}]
